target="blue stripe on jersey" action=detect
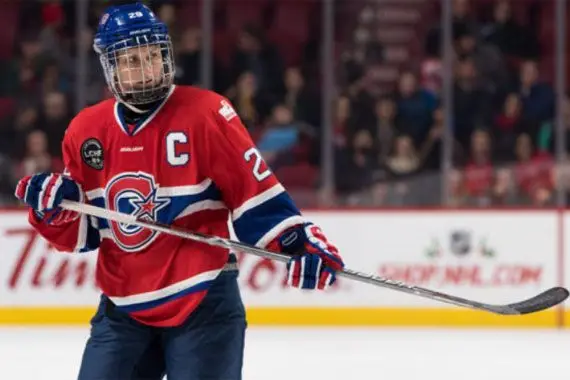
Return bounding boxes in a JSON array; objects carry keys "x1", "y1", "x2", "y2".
[
  {"x1": 115, "y1": 280, "x2": 214, "y2": 313},
  {"x1": 86, "y1": 182, "x2": 222, "y2": 230},
  {"x1": 232, "y1": 191, "x2": 301, "y2": 245},
  {"x1": 78, "y1": 221, "x2": 101, "y2": 253},
  {"x1": 158, "y1": 182, "x2": 222, "y2": 224}
]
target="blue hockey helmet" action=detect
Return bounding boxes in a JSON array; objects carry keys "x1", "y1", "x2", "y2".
[{"x1": 94, "y1": 2, "x2": 175, "y2": 107}]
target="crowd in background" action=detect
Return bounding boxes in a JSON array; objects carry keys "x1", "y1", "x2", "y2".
[
  {"x1": 0, "y1": 0, "x2": 567, "y2": 207},
  {"x1": 335, "y1": 0, "x2": 563, "y2": 207}
]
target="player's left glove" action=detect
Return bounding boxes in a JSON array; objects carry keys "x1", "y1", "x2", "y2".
[{"x1": 269, "y1": 223, "x2": 344, "y2": 290}]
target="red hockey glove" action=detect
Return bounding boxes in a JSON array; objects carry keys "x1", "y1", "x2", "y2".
[{"x1": 269, "y1": 223, "x2": 344, "y2": 290}]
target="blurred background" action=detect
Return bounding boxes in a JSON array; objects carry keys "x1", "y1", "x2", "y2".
[
  {"x1": 1, "y1": 1, "x2": 570, "y2": 378},
  {"x1": 0, "y1": 0, "x2": 568, "y2": 210}
]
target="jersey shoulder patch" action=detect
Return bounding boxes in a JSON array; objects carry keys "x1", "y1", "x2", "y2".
[{"x1": 218, "y1": 99, "x2": 237, "y2": 122}]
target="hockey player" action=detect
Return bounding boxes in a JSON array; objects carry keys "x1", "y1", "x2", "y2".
[{"x1": 14, "y1": 2, "x2": 345, "y2": 380}]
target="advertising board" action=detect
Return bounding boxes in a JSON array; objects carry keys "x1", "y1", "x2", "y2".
[{"x1": 0, "y1": 210, "x2": 562, "y2": 327}]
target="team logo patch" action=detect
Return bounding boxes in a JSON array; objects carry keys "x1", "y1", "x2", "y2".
[
  {"x1": 81, "y1": 138, "x2": 104, "y2": 170},
  {"x1": 105, "y1": 172, "x2": 170, "y2": 252}
]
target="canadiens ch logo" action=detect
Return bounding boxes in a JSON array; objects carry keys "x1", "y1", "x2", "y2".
[{"x1": 105, "y1": 172, "x2": 170, "y2": 252}]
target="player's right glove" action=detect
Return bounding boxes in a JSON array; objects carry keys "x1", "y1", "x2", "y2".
[{"x1": 15, "y1": 172, "x2": 83, "y2": 225}]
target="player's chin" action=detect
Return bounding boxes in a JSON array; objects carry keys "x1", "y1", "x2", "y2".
[{"x1": 133, "y1": 80, "x2": 164, "y2": 91}]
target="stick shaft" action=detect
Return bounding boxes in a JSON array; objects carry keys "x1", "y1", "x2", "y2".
[{"x1": 59, "y1": 200, "x2": 521, "y2": 314}]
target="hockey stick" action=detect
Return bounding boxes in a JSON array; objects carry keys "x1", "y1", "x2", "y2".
[{"x1": 60, "y1": 200, "x2": 569, "y2": 315}]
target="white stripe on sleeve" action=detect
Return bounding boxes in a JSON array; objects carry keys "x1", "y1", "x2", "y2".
[
  {"x1": 255, "y1": 215, "x2": 306, "y2": 248},
  {"x1": 231, "y1": 184, "x2": 285, "y2": 221}
]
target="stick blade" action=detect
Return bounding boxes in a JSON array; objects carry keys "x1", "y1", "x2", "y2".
[{"x1": 487, "y1": 287, "x2": 569, "y2": 315}]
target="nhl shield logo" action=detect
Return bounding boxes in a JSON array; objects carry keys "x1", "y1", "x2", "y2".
[{"x1": 449, "y1": 229, "x2": 471, "y2": 256}]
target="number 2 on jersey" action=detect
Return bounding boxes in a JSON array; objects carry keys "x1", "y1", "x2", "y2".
[{"x1": 244, "y1": 147, "x2": 271, "y2": 182}]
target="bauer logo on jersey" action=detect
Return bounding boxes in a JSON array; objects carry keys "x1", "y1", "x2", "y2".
[
  {"x1": 105, "y1": 172, "x2": 170, "y2": 252},
  {"x1": 218, "y1": 100, "x2": 237, "y2": 122},
  {"x1": 81, "y1": 138, "x2": 104, "y2": 170}
]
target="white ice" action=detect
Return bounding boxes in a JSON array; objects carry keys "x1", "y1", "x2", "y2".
[{"x1": 0, "y1": 327, "x2": 568, "y2": 379}]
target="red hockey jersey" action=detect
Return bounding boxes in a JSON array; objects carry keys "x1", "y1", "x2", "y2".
[{"x1": 29, "y1": 85, "x2": 305, "y2": 327}]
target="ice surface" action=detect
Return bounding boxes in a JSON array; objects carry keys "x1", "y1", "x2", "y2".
[{"x1": 0, "y1": 327, "x2": 568, "y2": 379}]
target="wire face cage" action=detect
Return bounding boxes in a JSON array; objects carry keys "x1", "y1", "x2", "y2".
[{"x1": 99, "y1": 34, "x2": 175, "y2": 105}]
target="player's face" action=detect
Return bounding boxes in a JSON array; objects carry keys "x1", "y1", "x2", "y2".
[{"x1": 115, "y1": 44, "x2": 164, "y2": 92}]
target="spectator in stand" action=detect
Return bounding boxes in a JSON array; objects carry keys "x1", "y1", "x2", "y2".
[
  {"x1": 454, "y1": 24, "x2": 509, "y2": 94},
  {"x1": 346, "y1": 65, "x2": 385, "y2": 128},
  {"x1": 256, "y1": 104, "x2": 306, "y2": 169},
  {"x1": 39, "y1": 91, "x2": 71, "y2": 157},
  {"x1": 420, "y1": 58, "x2": 442, "y2": 97},
  {"x1": 261, "y1": 105, "x2": 319, "y2": 194},
  {"x1": 447, "y1": 169, "x2": 466, "y2": 206},
  {"x1": 462, "y1": 129, "x2": 494, "y2": 206},
  {"x1": 228, "y1": 71, "x2": 273, "y2": 133},
  {"x1": 517, "y1": 60, "x2": 555, "y2": 124},
  {"x1": 385, "y1": 135, "x2": 420, "y2": 179},
  {"x1": 230, "y1": 24, "x2": 285, "y2": 97},
  {"x1": 14, "y1": 129, "x2": 63, "y2": 179},
  {"x1": 372, "y1": 97, "x2": 397, "y2": 163},
  {"x1": 453, "y1": 58, "x2": 492, "y2": 147},
  {"x1": 384, "y1": 135, "x2": 422, "y2": 205},
  {"x1": 513, "y1": 133, "x2": 554, "y2": 205},
  {"x1": 9, "y1": 102, "x2": 40, "y2": 157},
  {"x1": 175, "y1": 27, "x2": 227, "y2": 92},
  {"x1": 175, "y1": 27, "x2": 202, "y2": 87},
  {"x1": 281, "y1": 67, "x2": 320, "y2": 128},
  {"x1": 0, "y1": 0, "x2": 560, "y2": 208},
  {"x1": 3, "y1": 34, "x2": 50, "y2": 100},
  {"x1": 492, "y1": 168, "x2": 512, "y2": 205},
  {"x1": 531, "y1": 93, "x2": 570, "y2": 154},
  {"x1": 334, "y1": 129, "x2": 379, "y2": 196},
  {"x1": 492, "y1": 93, "x2": 529, "y2": 162},
  {"x1": 480, "y1": 0, "x2": 540, "y2": 61},
  {"x1": 393, "y1": 71, "x2": 437, "y2": 146},
  {"x1": 419, "y1": 106, "x2": 464, "y2": 172},
  {"x1": 40, "y1": 59, "x2": 70, "y2": 97},
  {"x1": 419, "y1": 108, "x2": 445, "y2": 171},
  {"x1": 15, "y1": 103, "x2": 39, "y2": 130}
]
